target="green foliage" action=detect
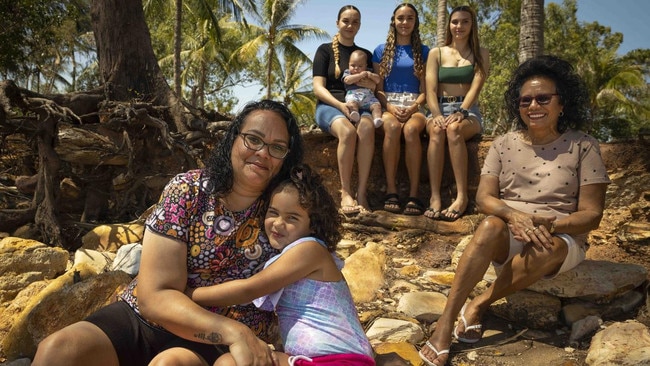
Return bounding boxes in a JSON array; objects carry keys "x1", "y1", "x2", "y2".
[
  {"x1": 231, "y1": 0, "x2": 328, "y2": 100},
  {"x1": 0, "y1": 0, "x2": 95, "y2": 92},
  {"x1": 0, "y1": 0, "x2": 63, "y2": 73},
  {"x1": 4, "y1": 0, "x2": 648, "y2": 139}
]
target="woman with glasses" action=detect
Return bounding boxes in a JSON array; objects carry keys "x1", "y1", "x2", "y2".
[
  {"x1": 424, "y1": 5, "x2": 489, "y2": 221},
  {"x1": 33, "y1": 100, "x2": 304, "y2": 366},
  {"x1": 419, "y1": 55, "x2": 610, "y2": 366},
  {"x1": 313, "y1": 5, "x2": 375, "y2": 215}
]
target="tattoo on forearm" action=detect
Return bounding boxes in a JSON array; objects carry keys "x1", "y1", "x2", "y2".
[{"x1": 194, "y1": 332, "x2": 222, "y2": 344}]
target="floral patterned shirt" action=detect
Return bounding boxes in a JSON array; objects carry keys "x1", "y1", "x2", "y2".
[{"x1": 120, "y1": 169, "x2": 279, "y2": 342}]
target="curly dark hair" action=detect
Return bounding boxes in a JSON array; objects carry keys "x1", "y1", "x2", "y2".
[
  {"x1": 378, "y1": 3, "x2": 426, "y2": 80},
  {"x1": 205, "y1": 99, "x2": 304, "y2": 197},
  {"x1": 504, "y1": 55, "x2": 591, "y2": 132},
  {"x1": 272, "y1": 164, "x2": 342, "y2": 252}
]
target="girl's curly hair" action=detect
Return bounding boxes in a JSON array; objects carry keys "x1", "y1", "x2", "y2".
[
  {"x1": 272, "y1": 164, "x2": 342, "y2": 252},
  {"x1": 205, "y1": 99, "x2": 304, "y2": 198},
  {"x1": 504, "y1": 55, "x2": 591, "y2": 132}
]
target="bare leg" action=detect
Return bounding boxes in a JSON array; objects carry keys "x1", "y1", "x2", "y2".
[
  {"x1": 356, "y1": 116, "x2": 375, "y2": 210},
  {"x1": 346, "y1": 101, "x2": 360, "y2": 122},
  {"x1": 370, "y1": 103, "x2": 383, "y2": 127},
  {"x1": 213, "y1": 353, "x2": 238, "y2": 366},
  {"x1": 329, "y1": 117, "x2": 358, "y2": 210},
  {"x1": 442, "y1": 118, "x2": 481, "y2": 220},
  {"x1": 403, "y1": 114, "x2": 426, "y2": 198},
  {"x1": 421, "y1": 216, "x2": 569, "y2": 365},
  {"x1": 213, "y1": 352, "x2": 290, "y2": 366},
  {"x1": 381, "y1": 112, "x2": 402, "y2": 199},
  {"x1": 458, "y1": 235, "x2": 568, "y2": 338},
  {"x1": 420, "y1": 216, "x2": 510, "y2": 365},
  {"x1": 425, "y1": 123, "x2": 446, "y2": 218},
  {"x1": 149, "y1": 347, "x2": 209, "y2": 366},
  {"x1": 32, "y1": 321, "x2": 119, "y2": 366}
]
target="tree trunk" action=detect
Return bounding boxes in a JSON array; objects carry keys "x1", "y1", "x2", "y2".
[
  {"x1": 174, "y1": 0, "x2": 182, "y2": 98},
  {"x1": 436, "y1": 0, "x2": 447, "y2": 47},
  {"x1": 518, "y1": 0, "x2": 545, "y2": 63},
  {"x1": 90, "y1": 0, "x2": 187, "y2": 132}
]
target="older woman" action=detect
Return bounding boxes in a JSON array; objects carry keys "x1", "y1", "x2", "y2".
[
  {"x1": 419, "y1": 55, "x2": 611, "y2": 366},
  {"x1": 33, "y1": 100, "x2": 304, "y2": 366}
]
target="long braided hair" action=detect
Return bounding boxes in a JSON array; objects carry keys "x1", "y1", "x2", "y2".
[
  {"x1": 332, "y1": 5, "x2": 360, "y2": 78},
  {"x1": 378, "y1": 3, "x2": 426, "y2": 80}
]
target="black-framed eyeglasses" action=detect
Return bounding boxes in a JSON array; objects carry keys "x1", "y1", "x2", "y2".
[
  {"x1": 239, "y1": 133, "x2": 290, "y2": 159},
  {"x1": 518, "y1": 93, "x2": 558, "y2": 108}
]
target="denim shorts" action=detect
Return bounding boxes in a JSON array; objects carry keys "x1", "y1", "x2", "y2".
[
  {"x1": 438, "y1": 101, "x2": 482, "y2": 124},
  {"x1": 316, "y1": 102, "x2": 369, "y2": 134}
]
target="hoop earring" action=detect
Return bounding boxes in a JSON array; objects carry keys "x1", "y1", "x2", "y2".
[{"x1": 559, "y1": 111, "x2": 564, "y2": 117}]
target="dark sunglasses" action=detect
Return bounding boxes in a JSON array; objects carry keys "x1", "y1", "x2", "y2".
[{"x1": 518, "y1": 93, "x2": 558, "y2": 108}]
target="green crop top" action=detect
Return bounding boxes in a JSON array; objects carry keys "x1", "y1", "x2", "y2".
[{"x1": 438, "y1": 48, "x2": 475, "y2": 84}]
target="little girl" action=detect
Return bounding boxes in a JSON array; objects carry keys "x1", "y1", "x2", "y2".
[{"x1": 187, "y1": 164, "x2": 375, "y2": 366}]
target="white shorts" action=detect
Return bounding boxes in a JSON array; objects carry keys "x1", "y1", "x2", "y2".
[{"x1": 493, "y1": 232, "x2": 586, "y2": 279}]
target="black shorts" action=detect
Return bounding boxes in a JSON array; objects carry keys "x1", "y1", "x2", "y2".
[{"x1": 86, "y1": 301, "x2": 227, "y2": 366}]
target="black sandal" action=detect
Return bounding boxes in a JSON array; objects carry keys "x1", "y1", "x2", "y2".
[
  {"x1": 403, "y1": 197, "x2": 425, "y2": 216},
  {"x1": 383, "y1": 193, "x2": 401, "y2": 213}
]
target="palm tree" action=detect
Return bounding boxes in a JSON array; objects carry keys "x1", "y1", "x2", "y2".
[
  {"x1": 232, "y1": 0, "x2": 328, "y2": 99},
  {"x1": 276, "y1": 54, "x2": 316, "y2": 126},
  {"x1": 144, "y1": 0, "x2": 256, "y2": 99},
  {"x1": 436, "y1": 0, "x2": 447, "y2": 47},
  {"x1": 518, "y1": 0, "x2": 544, "y2": 63},
  {"x1": 580, "y1": 50, "x2": 649, "y2": 140}
]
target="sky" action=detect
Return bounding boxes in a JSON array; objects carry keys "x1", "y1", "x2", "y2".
[{"x1": 234, "y1": 0, "x2": 650, "y2": 110}]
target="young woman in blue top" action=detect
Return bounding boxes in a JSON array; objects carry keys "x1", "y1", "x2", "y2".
[
  {"x1": 313, "y1": 5, "x2": 375, "y2": 215},
  {"x1": 373, "y1": 3, "x2": 429, "y2": 215},
  {"x1": 424, "y1": 5, "x2": 490, "y2": 221}
]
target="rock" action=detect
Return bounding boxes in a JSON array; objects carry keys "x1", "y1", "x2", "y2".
[
  {"x1": 0, "y1": 237, "x2": 69, "y2": 304},
  {"x1": 586, "y1": 320, "x2": 650, "y2": 365},
  {"x1": 396, "y1": 292, "x2": 446, "y2": 323},
  {"x1": 342, "y1": 242, "x2": 386, "y2": 303},
  {"x1": 490, "y1": 290, "x2": 562, "y2": 329},
  {"x1": 562, "y1": 302, "x2": 602, "y2": 326},
  {"x1": 422, "y1": 269, "x2": 455, "y2": 286},
  {"x1": 527, "y1": 260, "x2": 647, "y2": 301},
  {"x1": 80, "y1": 223, "x2": 144, "y2": 252},
  {"x1": 0, "y1": 281, "x2": 49, "y2": 348},
  {"x1": 73, "y1": 248, "x2": 115, "y2": 273},
  {"x1": 1, "y1": 264, "x2": 131, "y2": 361},
  {"x1": 373, "y1": 342, "x2": 422, "y2": 366},
  {"x1": 389, "y1": 280, "x2": 419, "y2": 295},
  {"x1": 366, "y1": 318, "x2": 424, "y2": 345},
  {"x1": 570, "y1": 315, "x2": 603, "y2": 343}
]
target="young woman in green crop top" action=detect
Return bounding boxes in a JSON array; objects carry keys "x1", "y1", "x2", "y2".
[{"x1": 423, "y1": 5, "x2": 490, "y2": 222}]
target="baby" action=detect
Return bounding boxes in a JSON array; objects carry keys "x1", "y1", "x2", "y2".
[{"x1": 342, "y1": 50, "x2": 383, "y2": 128}]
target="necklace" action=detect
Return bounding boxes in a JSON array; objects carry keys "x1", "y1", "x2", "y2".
[{"x1": 455, "y1": 47, "x2": 472, "y2": 66}]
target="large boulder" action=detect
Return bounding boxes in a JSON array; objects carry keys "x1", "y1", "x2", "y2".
[
  {"x1": 1, "y1": 264, "x2": 131, "y2": 361},
  {"x1": 0, "y1": 237, "x2": 69, "y2": 305}
]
